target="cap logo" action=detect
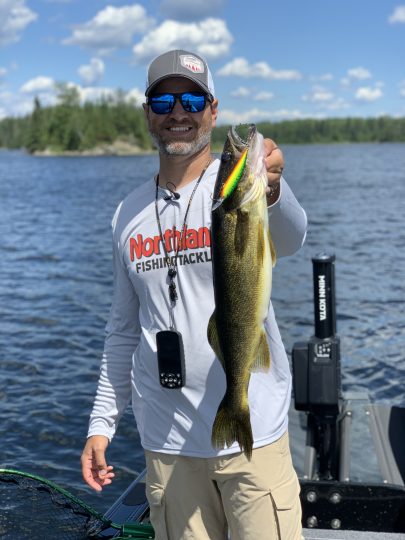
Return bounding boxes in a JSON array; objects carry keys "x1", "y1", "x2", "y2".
[{"x1": 180, "y1": 55, "x2": 204, "y2": 74}]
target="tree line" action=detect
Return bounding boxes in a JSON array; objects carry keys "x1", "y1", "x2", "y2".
[
  {"x1": 0, "y1": 84, "x2": 153, "y2": 153},
  {"x1": 1, "y1": 86, "x2": 405, "y2": 153},
  {"x1": 211, "y1": 116, "x2": 405, "y2": 146}
]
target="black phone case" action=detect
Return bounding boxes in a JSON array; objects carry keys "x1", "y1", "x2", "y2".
[{"x1": 156, "y1": 330, "x2": 185, "y2": 389}]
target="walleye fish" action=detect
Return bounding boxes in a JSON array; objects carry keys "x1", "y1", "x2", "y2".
[{"x1": 208, "y1": 124, "x2": 276, "y2": 459}]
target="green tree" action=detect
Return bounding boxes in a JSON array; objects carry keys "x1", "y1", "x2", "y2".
[{"x1": 25, "y1": 97, "x2": 46, "y2": 152}]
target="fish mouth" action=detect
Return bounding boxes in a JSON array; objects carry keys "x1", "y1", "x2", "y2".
[{"x1": 229, "y1": 124, "x2": 257, "y2": 150}]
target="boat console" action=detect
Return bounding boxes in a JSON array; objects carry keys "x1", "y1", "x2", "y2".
[{"x1": 291, "y1": 254, "x2": 405, "y2": 535}]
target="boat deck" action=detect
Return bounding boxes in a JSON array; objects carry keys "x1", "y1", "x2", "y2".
[{"x1": 303, "y1": 530, "x2": 405, "y2": 539}]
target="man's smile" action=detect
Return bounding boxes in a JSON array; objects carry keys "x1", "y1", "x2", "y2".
[{"x1": 167, "y1": 126, "x2": 192, "y2": 132}]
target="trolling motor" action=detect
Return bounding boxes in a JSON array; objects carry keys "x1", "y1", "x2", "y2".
[{"x1": 292, "y1": 253, "x2": 342, "y2": 480}]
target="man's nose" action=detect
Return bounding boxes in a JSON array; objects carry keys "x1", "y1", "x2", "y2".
[{"x1": 170, "y1": 98, "x2": 188, "y2": 117}]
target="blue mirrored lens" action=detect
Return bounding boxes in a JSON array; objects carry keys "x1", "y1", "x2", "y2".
[
  {"x1": 149, "y1": 92, "x2": 207, "y2": 114},
  {"x1": 149, "y1": 94, "x2": 175, "y2": 114},
  {"x1": 181, "y1": 93, "x2": 206, "y2": 112}
]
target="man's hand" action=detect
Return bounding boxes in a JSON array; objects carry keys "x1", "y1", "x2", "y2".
[
  {"x1": 81, "y1": 435, "x2": 114, "y2": 492},
  {"x1": 263, "y1": 138, "x2": 284, "y2": 205}
]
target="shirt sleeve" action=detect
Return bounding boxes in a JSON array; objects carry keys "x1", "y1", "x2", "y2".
[
  {"x1": 267, "y1": 177, "x2": 307, "y2": 258},
  {"x1": 87, "y1": 207, "x2": 141, "y2": 441}
]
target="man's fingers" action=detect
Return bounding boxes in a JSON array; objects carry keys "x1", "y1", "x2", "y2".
[
  {"x1": 263, "y1": 138, "x2": 282, "y2": 155},
  {"x1": 81, "y1": 436, "x2": 113, "y2": 491},
  {"x1": 267, "y1": 165, "x2": 284, "y2": 175},
  {"x1": 263, "y1": 139, "x2": 284, "y2": 176},
  {"x1": 94, "y1": 448, "x2": 112, "y2": 477},
  {"x1": 264, "y1": 151, "x2": 284, "y2": 169}
]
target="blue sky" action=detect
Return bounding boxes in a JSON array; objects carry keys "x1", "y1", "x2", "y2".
[{"x1": 1, "y1": 0, "x2": 405, "y2": 124}]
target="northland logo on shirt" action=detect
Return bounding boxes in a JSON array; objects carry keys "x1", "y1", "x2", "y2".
[{"x1": 129, "y1": 226, "x2": 212, "y2": 273}]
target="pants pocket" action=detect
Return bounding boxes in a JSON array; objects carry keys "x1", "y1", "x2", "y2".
[
  {"x1": 269, "y1": 474, "x2": 302, "y2": 540},
  {"x1": 146, "y1": 484, "x2": 169, "y2": 540}
]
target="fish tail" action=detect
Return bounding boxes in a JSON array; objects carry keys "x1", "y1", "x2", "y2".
[{"x1": 211, "y1": 401, "x2": 254, "y2": 460}]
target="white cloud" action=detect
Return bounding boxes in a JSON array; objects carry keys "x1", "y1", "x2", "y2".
[
  {"x1": 217, "y1": 57, "x2": 302, "y2": 81},
  {"x1": 355, "y1": 86, "x2": 383, "y2": 102},
  {"x1": 347, "y1": 67, "x2": 372, "y2": 80},
  {"x1": 160, "y1": 0, "x2": 226, "y2": 21},
  {"x1": 63, "y1": 5, "x2": 154, "y2": 53},
  {"x1": 0, "y1": 89, "x2": 44, "y2": 117},
  {"x1": 388, "y1": 5, "x2": 405, "y2": 23},
  {"x1": 21, "y1": 76, "x2": 55, "y2": 93},
  {"x1": 66, "y1": 84, "x2": 147, "y2": 107},
  {"x1": 66, "y1": 83, "x2": 145, "y2": 107},
  {"x1": 126, "y1": 87, "x2": 145, "y2": 105},
  {"x1": 78, "y1": 58, "x2": 105, "y2": 86},
  {"x1": 77, "y1": 85, "x2": 116, "y2": 103},
  {"x1": 320, "y1": 98, "x2": 350, "y2": 111},
  {"x1": 400, "y1": 81, "x2": 405, "y2": 97},
  {"x1": 217, "y1": 107, "x2": 304, "y2": 125},
  {"x1": 18, "y1": 78, "x2": 58, "y2": 110},
  {"x1": 302, "y1": 86, "x2": 334, "y2": 103},
  {"x1": 0, "y1": 0, "x2": 37, "y2": 46},
  {"x1": 254, "y1": 91, "x2": 274, "y2": 101},
  {"x1": 133, "y1": 18, "x2": 233, "y2": 62},
  {"x1": 0, "y1": 67, "x2": 7, "y2": 77},
  {"x1": 230, "y1": 86, "x2": 251, "y2": 97}
]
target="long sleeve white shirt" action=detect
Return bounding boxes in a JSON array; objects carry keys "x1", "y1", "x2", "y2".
[{"x1": 88, "y1": 159, "x2": 307, "y2": 457}]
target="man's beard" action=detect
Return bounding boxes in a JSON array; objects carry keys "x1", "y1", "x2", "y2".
[{"x1": 150, "y1": 124, "x2": 212, "y2": 156}]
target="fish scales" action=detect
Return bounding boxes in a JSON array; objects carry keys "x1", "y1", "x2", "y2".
[{"x1": 208, "y1": 124, "x2": 275, "y2": 459}]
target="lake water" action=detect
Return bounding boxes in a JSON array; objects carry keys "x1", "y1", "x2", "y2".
[{"x1": 0, "y1": 144, "x2": 404, "y2": 513}]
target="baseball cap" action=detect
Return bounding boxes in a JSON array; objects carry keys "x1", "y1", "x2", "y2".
[{"x1": 145, "y1": 49, "x2": 215, "y2": 99}]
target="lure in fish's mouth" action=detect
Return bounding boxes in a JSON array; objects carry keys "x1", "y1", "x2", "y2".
[
  {"x1": 212, "y1": 147, "x2": 248, "y2": 210},
  {"x1": 212, "y1": 124, "x2": 257, "y2": 211}
]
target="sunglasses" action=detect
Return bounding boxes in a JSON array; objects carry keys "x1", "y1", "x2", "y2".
[{"x1": 147, "y1": 92, "x2": 212, "y2": 115}]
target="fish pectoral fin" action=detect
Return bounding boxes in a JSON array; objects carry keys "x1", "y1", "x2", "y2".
[
  {"x1": 251, "y1": 330, "x2": 271, "y2": 372},
  {"x1": 207, "y1": 313, "x2": 225, "y2": 369}
]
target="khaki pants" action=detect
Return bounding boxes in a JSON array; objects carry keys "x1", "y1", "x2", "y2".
[{"x1": 145, "y1": 432, "x2": 302, "y2": 540}]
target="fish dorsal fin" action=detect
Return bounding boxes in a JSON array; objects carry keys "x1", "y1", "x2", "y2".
[
  {"x1": 207, "y1": 312, "x2": 225, "y2": 369},
  {"x1": 250, "y1": 329, "x2": 271, "y2": 372}
]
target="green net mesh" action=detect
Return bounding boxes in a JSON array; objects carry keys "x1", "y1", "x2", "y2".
[{"x1": 0, "y1": 469, "x2": 153, "y2": 539}]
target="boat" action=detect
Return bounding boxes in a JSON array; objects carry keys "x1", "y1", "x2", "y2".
[{"x1": 96, "y1": 253, "x2": 405, "y2": 539}]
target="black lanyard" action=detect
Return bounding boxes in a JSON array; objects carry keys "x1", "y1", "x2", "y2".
[{"x1": 154, "y1": 159, "x2": 212, "y2": 328}]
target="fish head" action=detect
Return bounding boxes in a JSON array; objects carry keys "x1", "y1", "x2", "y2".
[{"x1": 212, "y1": 124, "x2": 266, "y2": 212}]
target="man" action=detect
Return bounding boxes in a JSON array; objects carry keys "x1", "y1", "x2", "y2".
[{"x1": 81, "y1": 49, "x2": 307, "y2": 540}]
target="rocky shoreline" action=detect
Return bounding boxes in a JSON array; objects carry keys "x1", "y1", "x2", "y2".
[{"x1": 33, "y1": 139, "x2": 155, "y2": 157}]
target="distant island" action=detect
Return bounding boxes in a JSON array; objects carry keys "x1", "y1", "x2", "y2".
[{"x1": 1, "y1": 85, "x2": 405, "y2": 155}]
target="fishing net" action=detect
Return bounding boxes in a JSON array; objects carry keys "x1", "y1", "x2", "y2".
[{"x1": 0, "y1": 469, "x2": 154, "y2": 539}]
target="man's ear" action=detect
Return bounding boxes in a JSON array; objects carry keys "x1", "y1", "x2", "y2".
[
  {"x1": 211, "y1": 99, "x2": 219, "y2": 127},
  {"x1": 143, "y1": 103, "x2": 149, "y2": 120}
]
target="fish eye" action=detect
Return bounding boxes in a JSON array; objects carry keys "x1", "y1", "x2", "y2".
[{"x1": 221, "y1": 151, "x2": 232, "y2": 162}]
